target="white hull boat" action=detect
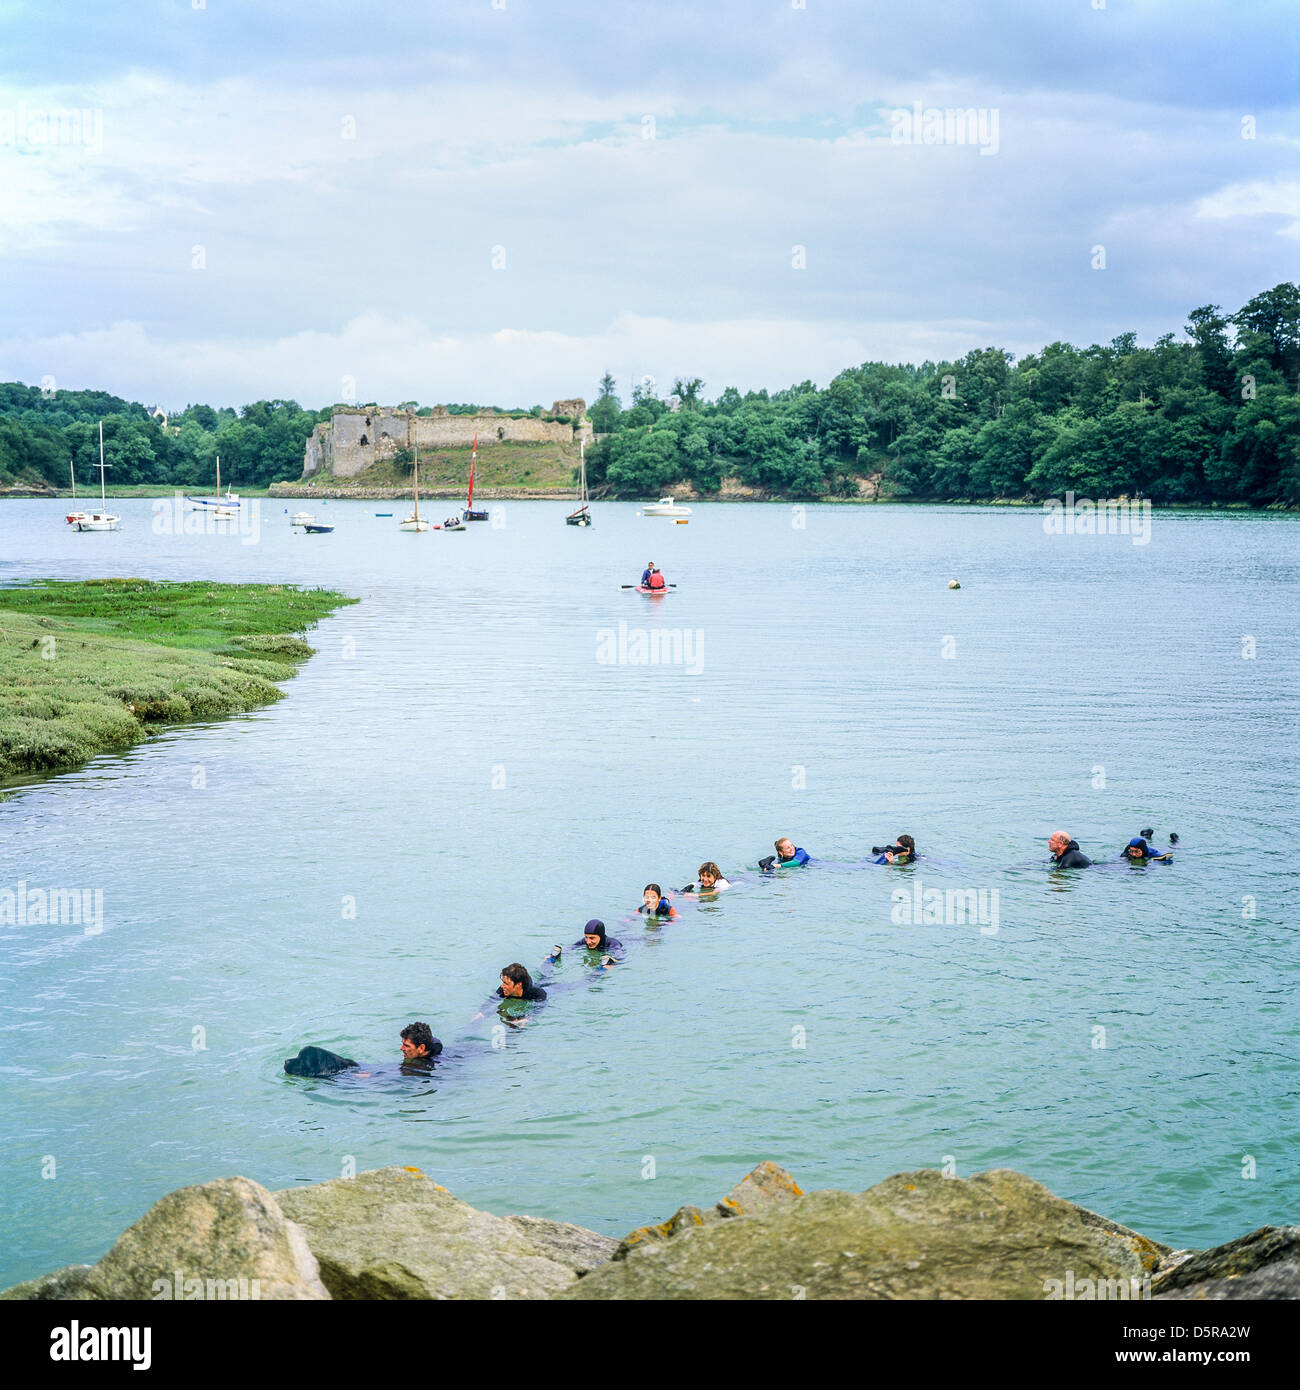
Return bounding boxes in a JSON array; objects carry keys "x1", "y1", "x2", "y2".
[
  {"x1": 72, "y1": 423, "x2": 121, "y2": 531},
  {"x1": 641, "y1": 496, "x2": 692, "y2": 517}
]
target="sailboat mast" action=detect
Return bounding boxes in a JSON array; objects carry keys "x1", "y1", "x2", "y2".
[
  {"x1": 99, "y1": 420, "x2": 106, "y2": 504},
  {"x1": 216, "y1": 454, "x2": 221, "y2": 497},
  {"x1": 467, "y1": 434, "x2": 477, "y2": 510},
  {"x1": 413, "y1": 448, "x2": 420, "y2": 522}
]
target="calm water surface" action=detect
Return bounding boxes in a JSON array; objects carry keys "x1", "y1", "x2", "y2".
[{"x1": 1, "y1": 498, "x2": 1297, "y2": 1285}]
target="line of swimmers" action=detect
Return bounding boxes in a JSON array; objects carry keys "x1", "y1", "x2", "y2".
[{"x1": 283, "y1": 828, "x2": 1178, "y2": 1078}]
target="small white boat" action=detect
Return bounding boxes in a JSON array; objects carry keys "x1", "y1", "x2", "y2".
[
  {"x1": 73, "y1": 423, "x2": 121, "y2": 531},
  {"x1": 641, "y1": 496, "x2": 692, "y2": 518},
  {"x1": 75, "y1": 510, "x2": 123, "y2": 532}
]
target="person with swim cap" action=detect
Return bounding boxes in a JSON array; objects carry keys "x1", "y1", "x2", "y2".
[
  {"x1": 759, "y1": 838, "x2": 810, "y2": 871},
  {"x1": 549, "y1": 919, "x2": 622, "y2": 969},
  {"x1": 872, "y1": 834, "x2": 916, "y2": 865},
  {"x1": 1048, "y1": 832, "x2": 1092, "y2": 869},
  {"x1": 639, "y1": 883, "x2": 676, "y2": 917},
  {"x1": 682, "y1": 862, "x2": 731, "y2": 895},
  {"x1": 1122, "y1": 832, "x2": 1176, "y2": 863}
]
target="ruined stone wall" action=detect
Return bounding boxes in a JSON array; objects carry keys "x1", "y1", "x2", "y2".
[
  {"x1": 302, "y1": 400, "x2": 591, "y2": 479},
  {"x1": 412, "y1": 414, "x2": 570, "y2": 449},
  {"x1": 303, "y1": 422, "x2": 331, "y2": 477}
]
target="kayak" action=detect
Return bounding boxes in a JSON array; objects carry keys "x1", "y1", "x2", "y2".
[{"x1": 635, "y1": 585, "x2": 669, "y2": 595}]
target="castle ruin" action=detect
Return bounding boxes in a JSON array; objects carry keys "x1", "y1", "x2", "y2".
[{"x1": 301, "y1": 400, "x2": 592, "y2": 479}]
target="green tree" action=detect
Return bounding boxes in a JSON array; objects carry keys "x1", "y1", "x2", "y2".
[{"x1": 589, "y1": 372, "x2": 621, "y2": 435}]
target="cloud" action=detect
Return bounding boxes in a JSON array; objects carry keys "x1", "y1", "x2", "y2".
[
  {"x1": 1195, "y1": 177, "x2": 1300, "y2": 240},
  {"x1": 0, "y1": 6, "x2": 1296, "y2": 405},
  {"x1": 0, "y1": 311, "x2": 1032, "y2": 411}
]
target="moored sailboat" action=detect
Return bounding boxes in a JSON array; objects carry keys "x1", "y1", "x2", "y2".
[
  {"x1": 188, "y1": 456, "x2": 239, "y2": 518},
  {"x1": 399, "y1": 448, "x2": 429, "y2": 531},
  {"x1": 566, "y1": 440, "x2": 592, "y2": 526},
  {"x1": 72, "y1": 422, "x2": 121, "y2": 532},
  {"x1": 463, "y1": 434, "x2": 488, "y2": 521}
]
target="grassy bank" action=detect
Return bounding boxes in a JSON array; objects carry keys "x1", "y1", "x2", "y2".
[
  {"x1": 303, "y1": 439, "x2": 581, "y2": 493},
  {"x1": 0, "y1": 579, "x2": 355, "y2": 787}
]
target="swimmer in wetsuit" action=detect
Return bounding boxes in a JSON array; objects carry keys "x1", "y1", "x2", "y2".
[
  {"x1": 1122, "y1": 833, "x2": 1176, "y2": 863},
  {"x1": 549, "y1": 919, "x2": 622, "y2": 969},
  {"x1": 284, "y1": 1019, "x2": 441, "y2": 1078},
  {"x1": 871, "y1": 834, "x2": 916, "y2": 865},
  {"x1": 472, "y1": 962, "x2": 549, "y2": 1025},
  {"x1": 639, "y1": 883, "x2": 676, "y2": 917},
  {"x1": 398, "y1": 1020, "x2": 443, "y2": 1069},
  {"x1": 1048, "y1": 831, "x2": 1092, "y2": 869},
  {"x1": 759, "y1": 838, "x2": 809, "y2": 872},
  {"x1": 682, "y1": 861, "x2": 731, "y2": 895}
]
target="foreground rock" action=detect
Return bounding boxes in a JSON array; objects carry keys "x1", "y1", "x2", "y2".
[
  {"x1": 276, "y1": 1166, "x2": 618, "y2": 1299},
  {"x1": 616, "y1": 1159, "x2": 804, "y2": 1259},
  {"x1": 1, "y1": 1178, "x2": 328, "y2": 1301},
  {"x1": 566, "y1": 1169, "x2": 1169, "y2": 1301},
  {"x1": 1153, "y1": 1226, "x2": 1300, "y2": 1300},
  {"x1": 4, "y1": 1162, "x2": 1292, "y2": 1301}
]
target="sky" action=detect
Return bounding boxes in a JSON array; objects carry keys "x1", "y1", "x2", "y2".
[{"x1": 0, "y1": 0, "x2": 1296, "y2": 410}]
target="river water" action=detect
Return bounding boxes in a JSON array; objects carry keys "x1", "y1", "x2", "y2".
[{"x1": 0, "y1": 497, "x2": 1296, "y2": 1286}]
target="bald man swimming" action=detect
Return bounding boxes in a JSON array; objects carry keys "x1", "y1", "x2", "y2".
[{"x1": 1048, "y1": 832, "x2": 1092, "y2": 869}]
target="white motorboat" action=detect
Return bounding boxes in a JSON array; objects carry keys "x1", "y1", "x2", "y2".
[{"x1": 641, "y1": 496, "x2": 692, "y2": 518}]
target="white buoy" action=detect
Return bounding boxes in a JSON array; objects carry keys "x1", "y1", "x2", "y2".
[{"x1": 948, "y1": 579, "x2": 961, "y2": 589}]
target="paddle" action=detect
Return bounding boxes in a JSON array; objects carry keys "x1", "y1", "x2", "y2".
[{"x1": 621, "y1": 583, "x2": 677, "y2": 589}]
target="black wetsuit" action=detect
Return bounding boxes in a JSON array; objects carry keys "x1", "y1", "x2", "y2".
[
  {"x1": 873, "y1": 845, "x2": 916, "y2": 865},
  {"x1": 573, "y1": 937, "x2": 623, "y2": 953},
  {"x1": 284, "y1": 1045, "x2": 358, "y2": 1077},
  {"x1": 494, "y1": 983, "x2": 548, "y2": 1002},
  {"x1": 1052, "y1": 842, "x2": 1092, "y2": 869}
]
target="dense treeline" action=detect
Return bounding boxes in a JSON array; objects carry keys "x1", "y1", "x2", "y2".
[
  {"x1": 2, "y1": 283, "x2": 1295, "y2": 501},
  {"x1": 588, "y1": 283, "x2": 1300, "y2": 505},
  {"x1": 0, "y1": 387, "x2": 326, "y2": 491},
  {"x1": 0, "y1": 388, "x2": 590, "y2": 490}
]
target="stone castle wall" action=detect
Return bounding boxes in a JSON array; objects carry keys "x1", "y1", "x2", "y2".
[{"x1": 303, "y1": 401, "x2": 592, "y2": 479}]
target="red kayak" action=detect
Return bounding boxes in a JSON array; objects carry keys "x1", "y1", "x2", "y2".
[{"x1": 636, "y1": 584, "x2": 669, "y2": 595}]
